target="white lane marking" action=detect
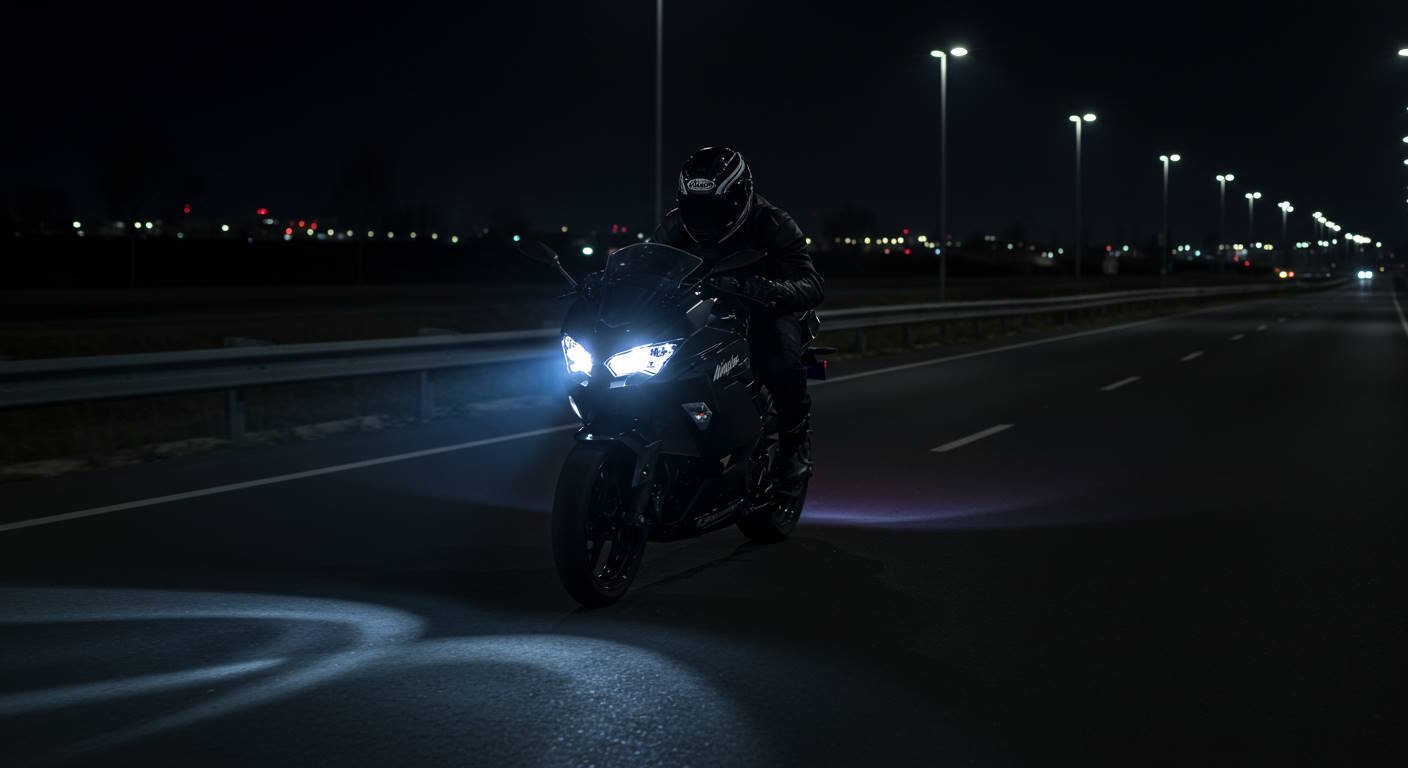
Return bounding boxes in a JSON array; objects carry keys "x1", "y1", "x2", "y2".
[
  {"x1": 818, "y1": 302, "x2": 1235, "y2": 386},
  {"x1": 930, "y1": 424, "x2": 1013, "y2": 453},
  {"x1": 1230, "y1": 334, "x2": 1245, "y2": 341},
  {"x1": 1100, "y1": 376, "x2": 1141, "y2": 392},
  {"x1": 1256, "y1": 325, "x2": 1268, "y2": 331},
  {"x1": 1392, "y1": 281, "x2": 1408, "y2": 342},
  {"x1": 0, "y1": 424, "x2": 579, "y2": 535},
  {"x1": 1180, "y1": 351, "x2": 1204, "y2": 362}
]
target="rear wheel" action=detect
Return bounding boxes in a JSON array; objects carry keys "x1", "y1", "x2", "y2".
[
  {"x1": 737, "y1": 479, "x2": 808, "y2": 543},
  {"x1": 551, "y1": 442, "x2": 648, "y2": 607}
]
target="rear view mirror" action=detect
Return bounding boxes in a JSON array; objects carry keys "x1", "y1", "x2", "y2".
[
  {"x1": 517, "y1": 240, "x2": 578, "y2": 289},
  {"x1": 517, "y1": 239, "x2": 561, "y2": 266}
]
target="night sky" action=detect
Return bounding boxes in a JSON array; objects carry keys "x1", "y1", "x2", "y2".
[{"x1": 5, "y1": 1, "x2": 1407, "y2": 247}]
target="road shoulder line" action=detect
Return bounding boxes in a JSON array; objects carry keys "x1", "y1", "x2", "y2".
[{"x1": 0, "y1": 424, "x2": 579, "y2": 535}]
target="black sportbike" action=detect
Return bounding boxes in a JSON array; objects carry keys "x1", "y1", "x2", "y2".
[{"x1": 521, "y1": 241, "x2": 829, "y2": 606}]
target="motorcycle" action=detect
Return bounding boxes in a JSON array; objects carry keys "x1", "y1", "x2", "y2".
[{"x1": 521, "y1": 240, "x2": 831, "y2": 606}]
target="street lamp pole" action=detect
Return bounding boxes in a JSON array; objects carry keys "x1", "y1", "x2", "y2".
[
  {"x1": 654, "y1": 0, "x2": 664, "y2": 226},
  {"x1": 1245, "y1": 191, "x2": 1262, "y2": 250},
  {"x1": 1312, "y1": 211, "x2": 1324, "y2": 271},
  {"x1": 1277, "y1": 201, "x2": 1293, "y2": 268},
  {"x1": 1215, "y1": 173, "x2": 1234, "y2": 278},
  {"x1": 930, "y1": 46, "x2": 967, "y2": 300},
  {"x1": 1159, "y1": 153, "x2": 1181, "y2": 282},
  {"x1": 1069, "y1": 113, "x2": 1095, "y2": 286}
]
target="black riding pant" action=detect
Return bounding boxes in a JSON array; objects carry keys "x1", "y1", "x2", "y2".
[{"x1": 747, "y1": 314, "x2": 811, "y2": 434}]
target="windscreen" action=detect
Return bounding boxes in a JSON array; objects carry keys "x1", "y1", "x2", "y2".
[
  {"x1": 603, "y1": 243, "x2": 703, "y2": 284},
  {"x1": 596, "y1": 244, "x2": 704, "y2": 327}
]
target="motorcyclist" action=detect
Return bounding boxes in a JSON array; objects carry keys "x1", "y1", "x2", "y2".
[{"x1": 651, "y1": 146, "x2": 824, "y2": 493}]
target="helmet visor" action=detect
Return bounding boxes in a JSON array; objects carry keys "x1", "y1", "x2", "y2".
[{"x1": 679, "y1": 194, "x2": 744, "y2": 242}]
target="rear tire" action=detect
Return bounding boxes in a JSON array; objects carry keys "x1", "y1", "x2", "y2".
[
  {"x1": 737, "y1": 479, "x2": 808, "y2": 543},
  {"x1": 551, "y1": 442, "x2": 648, "y2": 607}
]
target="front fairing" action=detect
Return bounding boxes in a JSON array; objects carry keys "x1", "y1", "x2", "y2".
[{"x1": 562, "y1": 293, "x2": 693, "y2": 377}]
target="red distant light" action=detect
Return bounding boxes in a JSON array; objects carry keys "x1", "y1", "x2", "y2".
[
  {"x1": 904, "y1": 248, "x2": 911, "y2": 255},
  {"x1": 310, "y1": 221, "x2": 318, "y2": 230},
  {"x1": 1106, "y1": 245, "x2": 1113, "y2": 252},
  {"x1": 1244, "y1": 260, "x2": 1251, "y2": 267},
  {"x1": 883, "y1": 248, "x2": 891, "y2": 255},
  {"x1": 285, "y1": 227, "x2": 293, "y2": 235},
  {"x1": 182, "y1": 204, "x2": 191, "y2": 214},
  {"x1": 902, "y1": 228, "x2": 910, "y2": 235},
  {"x1": 298, "y1": 220, "x2": 306, "y2": 228},
  {"x1": 256, "y1": 207, "x2": 268, "y2": 216}
]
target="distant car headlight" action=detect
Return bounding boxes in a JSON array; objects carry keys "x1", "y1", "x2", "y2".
[
  {"x1": 605, "y1": 341, "x2": 680, "y2": 377},
  {"x1": 562, "y1": 335, "x2": 593, "y2": 375}
]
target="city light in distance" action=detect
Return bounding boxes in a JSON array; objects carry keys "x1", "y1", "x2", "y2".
[
  {"x1": 220, "y1": 224, "x2": 230, "y2": 232},
  {"x1": 582, "y1": 246, "x2": 594, "y2": 256},
  {"x1": 71, "y1": 220, "x2": 81, "y2": 229}
]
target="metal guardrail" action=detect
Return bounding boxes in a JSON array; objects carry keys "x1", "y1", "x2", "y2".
[{"x1": 0, "y1": 280, "x2": 1336, "y2": 436}]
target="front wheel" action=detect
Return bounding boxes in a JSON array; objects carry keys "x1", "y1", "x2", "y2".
[{"x1": 551, "y1": 442, "x2": 648, "y2": 607}]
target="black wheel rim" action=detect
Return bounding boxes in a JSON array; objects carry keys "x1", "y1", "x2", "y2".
[
  {"x1": 584, "y1": 461, "x2": 644, "y2": 593},
  {"x1": 770, "y1": 482, "x2": 806, "y2": 530}
]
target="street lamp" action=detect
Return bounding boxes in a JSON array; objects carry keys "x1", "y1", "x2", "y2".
[
  {"x1": 1159, "y1": 153, "x2": 1181, "y2": 279},
  {"x1": 930, "y1": 45, "x2": 968, "y2": 300},
  {"x1": 1245, "y1": 191, "x2": 1262, "y2": 245},
  {"x1": 1277, "y1": 201, "x2": 1294, "y2": 267},
  {"x1": 1069, "y1": 113, "x2": 1096, "y2": 285},
  {"x1": 1215, "y1": 173, "x2": 1235, "y2": 275},
  {"x1": 1399, "y1": 48, "x2": 1408, "y2": 57}
]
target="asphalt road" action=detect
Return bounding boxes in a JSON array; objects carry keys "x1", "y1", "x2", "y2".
[{"x1": 2, "y1": 279, "x2": 1404, "y2": 767}]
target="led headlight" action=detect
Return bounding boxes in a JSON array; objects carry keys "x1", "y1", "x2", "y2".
[
  {"x1": 604, "y1": 341, "x2": 679, "y2": 377},
  {"x1": 561, "y1": 335, "x2": 593, "y2": 375}
]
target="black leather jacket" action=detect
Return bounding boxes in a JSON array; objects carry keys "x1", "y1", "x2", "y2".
[{"x1": 651, "y1": 195, "x2": 825, "y2": 314}]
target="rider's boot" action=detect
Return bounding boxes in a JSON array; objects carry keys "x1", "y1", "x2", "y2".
[{"x1": 773, "y1": 419, "x2": 813, "y2": 496}]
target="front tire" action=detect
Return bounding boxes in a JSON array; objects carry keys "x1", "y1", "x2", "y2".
[{"x1": 551, "y1": 442, "x2": 648, "y2": 607}]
